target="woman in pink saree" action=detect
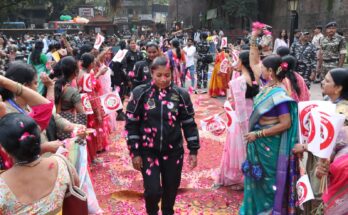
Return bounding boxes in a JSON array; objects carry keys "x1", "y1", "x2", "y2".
[{"x1": 217, "y1": 50, "x2": 258, "y2": 189}]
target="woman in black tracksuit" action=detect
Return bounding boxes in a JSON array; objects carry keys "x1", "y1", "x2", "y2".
[
  {"x1": 131, "y1": 42, "x2": 161, "y2": 90},
  {"x1": 125, "y1": 56, "x2": 200, "y2": 215}
]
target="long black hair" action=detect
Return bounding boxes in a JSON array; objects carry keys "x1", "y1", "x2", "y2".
[
  {"x1": 262, "y1": 55, "x2": 285, "y2": 81},
  {"x1": 276, "y1": 46, "x2": 290, "y2": 57},
  {"x1": 282, "y1": 55, "x2": 301, "y2": 96},
  {"x1": 239, "y1": 50, "x2": 259, "y2": 98},
  {"x1": 278, "y1": 29, "x2": 288, "y2": 41},
  {"x1": 81, "y1": 53, "x2": 95, "y2": 69},
  {"x1": 0, "y1": 113, "x2": 41, "y2": 163},
  {"x1": 30, "y1": 40, "x2": 44, "y2": 65},
  {"x1": 151, "y1": 56, "x2": 170, "y2": 71},
  {"x1": 54, "y1": 56, "x2": 78, "y2": 105},
  {"x1": 119, "y1": 40, "x2": 127, "y2": 50},
  {"x1": 330, "y1": 68, "x2": 348, "y2": 100},
  {"x1": 171, "y1": 39, "x2": 181, "y2": 60},
  {"x1": 0, "y1": 61, "x2": 37, "y2": 101}
]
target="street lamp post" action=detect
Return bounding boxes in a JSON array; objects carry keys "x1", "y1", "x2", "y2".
[
  {"x1": 176, "y1": 0, "x2": 179, "y2": 22},
  {"x1": 199, "y1": 12, "x2": 203, "y2": 29},
  {"x1": 288, "y1": 0, "x2": 299, "y2": 46}
]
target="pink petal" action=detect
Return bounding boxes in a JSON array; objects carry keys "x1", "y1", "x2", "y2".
[
  {"x1": 19, "y1": 132, "x2": 31, "y2": 141},
  {"x1": 176, "y1": 159, "x2": 180, "y2": 164},
  {"x1": 188, "y1": 87, "x2": 194, "y2": 94},
  {"x1": 144, "y1": 128, "x2": 152, "y2": 134},
  {"x1": 149, "y1": 143, "x2": 154, "y2": 148},
  {"x1": 144, "y1": 103, "x2": 150, "y2": 110},
  {"x1": 135, "y1": 143, "x2": 139, "y2": 149},
  {"x1": 147, "y1": 157, "x2": 153, "y2": 162},
  {"x1": 128, "y1": 71, "x2": 135, "y2": 78},
  {"x1": 163, "y1": 156, "x2": 168, "y2": 160},
  {"x1": 19, "y1": 122, "x2": 24, "y2": 128},
  {"x1": 146, "y1": 169, "x2": 152, "y2": 176},
  {"x1": 154, "y1": 159, "x2": 159, "y2": 166},
  {"x1": 169, "y1": 144, "x2": 173, "y2": 149}
]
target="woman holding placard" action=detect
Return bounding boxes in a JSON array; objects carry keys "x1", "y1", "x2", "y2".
[
  {"x1": 240, "y1": 26, "x2": 299, "y2": 214},
  {"x1": 216, "y1": 50, "x2": 259, "y2": 190},
  {"x1": 293, "y1": 68, "x2": 348, "y2": 214}
]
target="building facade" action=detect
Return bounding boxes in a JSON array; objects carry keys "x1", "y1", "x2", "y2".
[{"x1": 169, "y1": 0, "x2": 348, "y2": 38}]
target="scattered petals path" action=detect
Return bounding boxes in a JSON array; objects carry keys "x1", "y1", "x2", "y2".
[{"x1": 91, "y1": 94, "x2": 243, "y2": 214}]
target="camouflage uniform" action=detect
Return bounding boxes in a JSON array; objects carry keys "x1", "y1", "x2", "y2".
[
  {"x1": 196, "y1": 40, "x2": 210, "y2": 88},
  {"x1": 290, "y1": 41, "x2": 317, "y2": 88},
  {"x1": 320, "y1": 33, "x2": 347, "y2": 80}
]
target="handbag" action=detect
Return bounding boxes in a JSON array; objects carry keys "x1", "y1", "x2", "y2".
[{"x1": 55, "y1": 154, "x2": 88, "y2": 215}]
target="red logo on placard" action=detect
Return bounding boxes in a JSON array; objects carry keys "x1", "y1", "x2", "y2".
[
  {"x1": 224, "y1": 106, "x2": 233, "y2": 127},
  {"x1": 319, "y1": 114, "x2": 335, "y2": 150},
  {"x1": 297, "y1": 181, "x2": 308, "y2": 205},
  {"x1": 308, "y1": 114, "x2": 316, "y2": 144},
  {"x1": 203, "y1": 116, "x2": 226, "y2": 136},
  {"x1": 104, "y1": 94, "x2": 120, "y2": 111},
  {"x1": 300, "y1": 104, "x2": 318, "y2": 138},
  {"x1": 95, "y1": 35, "x2": 102, "y2": 46},
  {"x1": 307, "y1": 111, "x2": 335, "y2": 150},
  {"x1": 85, "y1": 75, "x2": 92, "y2": 90}
]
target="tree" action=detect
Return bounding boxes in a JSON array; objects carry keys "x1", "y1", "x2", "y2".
[
  {"x1": 222, "y1": 0, "x2": 258, "y2": 29},
  {"x1": 47, "y1": 0, "x2": 85, "y2": 20},
  {"x1": 223, "y1": 0, "x2": 258, "y2": 19},
  {"x1": 0, "y1": 0, "x2": 30, "y2": 11}
]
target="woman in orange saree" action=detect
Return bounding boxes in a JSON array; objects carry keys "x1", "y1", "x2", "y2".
[{"x1": 208, "y1": 49, "x2": 231, "y2": 97}]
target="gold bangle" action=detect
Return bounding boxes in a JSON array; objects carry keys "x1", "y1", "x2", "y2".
[
  {"x1": 16, "y1": 83, "x2": 23, "y2": 96},
  {"x1": 262, "y1": 129, "x2": 266, "y2": 137},
  {"x1": 15, "y1": 83, "x2": 20, "y2": 96}
]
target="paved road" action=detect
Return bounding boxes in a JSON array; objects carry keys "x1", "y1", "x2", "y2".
[{"x1": 310, "y1": 82, "x2": 323, "y2": 100}]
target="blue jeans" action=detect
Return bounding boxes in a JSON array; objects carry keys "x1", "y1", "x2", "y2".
[{"x1": 186, "y1": 65, "x2": 195, "y2": 87}]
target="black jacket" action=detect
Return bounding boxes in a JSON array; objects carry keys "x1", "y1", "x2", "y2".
[
  {"x1": 132, "y1": 59, "x2": 152, "y2": 89},
  {"x1": 125, "y1": 83, "x2": 200, "y2": 157},
  {"x1": 125, "y1": 50, "x2": 143, "y2": 73},
  {"x1": 110, "y1": 58, "x2": 127, "y2": 87}
]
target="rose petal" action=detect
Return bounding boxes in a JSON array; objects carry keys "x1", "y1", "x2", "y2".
[{"x1": 146, "y1": 169, "x2": 151, "y2": 176}]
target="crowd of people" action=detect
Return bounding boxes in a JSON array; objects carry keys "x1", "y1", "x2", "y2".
[{"x1": 0, "y1": 19, "x2": 347, "y2": 215}]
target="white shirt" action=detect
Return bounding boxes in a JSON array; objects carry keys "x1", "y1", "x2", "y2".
[
  {"x1": 183, "y1": 46, "x2": 196, "y2": 67},
  {"x1": 312, "y1": 33, "x2": 324, "y2": 49},
  {"x1": 273, "y1": 38, "x2": 288, "y2": 54}
]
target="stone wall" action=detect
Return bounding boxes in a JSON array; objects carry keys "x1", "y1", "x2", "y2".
[
  {"x1": 168, "y1": 0, "x2": 348, "y2": 38},
  {"x1": 260, "y1": 0, "x2": 348, "y2": 37}
]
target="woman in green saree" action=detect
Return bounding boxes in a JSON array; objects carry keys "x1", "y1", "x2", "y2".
[
  {"x1": 28, "y1": 41, "x2": 49, "y2": 95},
  {"x1": 240, "y1": 31, "x2": 299, "y2": 215}
]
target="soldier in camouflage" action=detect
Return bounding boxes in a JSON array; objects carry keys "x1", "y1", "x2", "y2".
[
  {"x1": 196, "y1": 33, "x2": 211, "y2": 89},
  {"x1": 290, "y1": 32, "x2": 317, "y2": 89},
  {"x1": 318, "y1": 22, "x2": 347, "y2": 81}
]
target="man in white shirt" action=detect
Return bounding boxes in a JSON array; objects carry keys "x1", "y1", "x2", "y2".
[
  {"x1": 183, "y1": 38, "x2": 197, "y2": 88},
  {"x1": 312, "y1": 26, "x2": 324, "y2": 50}
]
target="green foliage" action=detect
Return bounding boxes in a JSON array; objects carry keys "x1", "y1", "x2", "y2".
[
  {"x1": 153, "y1": 0, "x2": 170, "y2": 5},
  {"x1": 223, "y1": 0, "x2": 258, "y2": 19},
  {"x1": 327, "y1": 0, "x2": 333, "y2": 11}
]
